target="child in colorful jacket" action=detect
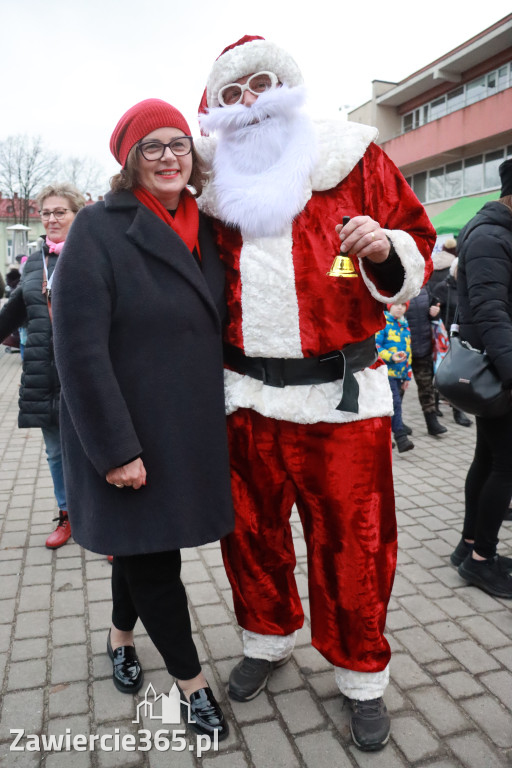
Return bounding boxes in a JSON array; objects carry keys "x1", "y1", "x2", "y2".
[{"x1": 376, "y1": 302, "x2": 414, "y2": 452}]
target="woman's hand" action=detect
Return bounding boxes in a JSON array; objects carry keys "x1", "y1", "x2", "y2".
[
  {"x1": 429, "y1": 303, "x2": 441, "y2": 318},
  {"x1": 335, "y1": 215, "x2": 391, "y2": 264},
  {"x1": 106, "y1": 458, "x2": 147, "y2": 490}
]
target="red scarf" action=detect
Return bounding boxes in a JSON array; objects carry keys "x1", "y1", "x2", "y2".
[{"x1": 133, "y1": 186, "x2": 200, "y2": 257}]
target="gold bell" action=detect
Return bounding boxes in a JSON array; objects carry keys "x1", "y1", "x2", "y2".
[
  {"x1": 327, "y1": 214, "x2": 358, "y2": 278},
  {"x1": 327, "y1": 254, "x2": 358, "y2": 278}
]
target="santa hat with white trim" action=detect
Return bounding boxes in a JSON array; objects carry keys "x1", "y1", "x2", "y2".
[{"x1": 198, "y1": 34, "x2": 304, "y2": 114}]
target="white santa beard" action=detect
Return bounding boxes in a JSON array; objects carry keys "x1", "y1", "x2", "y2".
[{"x1": 201, "y1": 87, "x2": 318, "y2": 237}]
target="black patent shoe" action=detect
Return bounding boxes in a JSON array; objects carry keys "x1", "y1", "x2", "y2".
[
  {"x1": 178, "y1": 684, "x2": 229, "y2": 741},
  {"x1": 107, "y1": 629, "x2": 144, "y2": 694},
  {"x1": 349, "y1": 697, "x2": 390, "y2": 751}
]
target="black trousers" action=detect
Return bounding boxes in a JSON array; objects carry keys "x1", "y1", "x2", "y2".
[
  {"x1": 111, "y1": 549, "x2": 201, "y2": 680},
  {"x1": 463, "y1": 410, "x2": 512, "y2": 558}
]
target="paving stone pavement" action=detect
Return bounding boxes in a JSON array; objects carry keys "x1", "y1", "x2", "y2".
[{"x1": 1, "y1": 348, "x2": 512, "y2": 768}]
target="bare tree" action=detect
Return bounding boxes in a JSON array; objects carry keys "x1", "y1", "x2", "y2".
[
  {"x1": 0, "y1": 135, "x2": 58, "y2": 225},
  {"x1": 58, "y1": 155, "x2": 108, "y2": 199}
]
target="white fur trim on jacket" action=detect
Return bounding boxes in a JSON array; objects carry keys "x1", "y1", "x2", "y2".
[
  {"x1": 310, "y1": 120, "x2": 377, "y2": 191},
  {"x1": 206, "y1": 39, "x2": 304, "y2": 108},
  {"x1": 240, "y1": 235, "x2": 302, "y2": 357},
  {"x1": 335, "y1": 664, "x2": 389, "y2": 700},
  {"x1": 359, "y1": 229, "x2": 426, "y2": 306},
  {"x1": 224, "y1": 364, "x2": 393, "y2": 424},
  {"x1": 243, "y1": 629, "x2": 297, "y2": 662}
]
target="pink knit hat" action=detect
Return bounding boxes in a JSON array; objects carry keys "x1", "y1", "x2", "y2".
[{"x1": 110, "y1": 98, "x2": 191, "y2": 168}]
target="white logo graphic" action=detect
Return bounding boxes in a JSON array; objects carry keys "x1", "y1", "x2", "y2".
[{"x1": 133, "y1": 683, "x2": 193, "y2": 725}]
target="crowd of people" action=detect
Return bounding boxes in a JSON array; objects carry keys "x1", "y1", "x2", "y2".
[{"x1": 1, "y1": 35, "x2": 512, "y2": 752}]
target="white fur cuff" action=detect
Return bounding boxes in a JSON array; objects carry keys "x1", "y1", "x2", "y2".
[
  {"x1": 242, "y1": 630, "x2": 297, "y2": 662},
  {"x1": 335, "y1": 664, "x2": 389, "y2": 700},
  {"x1": 359, "y1": 229, "x2": 426, "y2": 306}
]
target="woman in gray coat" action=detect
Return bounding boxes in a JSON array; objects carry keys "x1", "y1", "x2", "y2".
[{"x1": 52, "y1": 99, "x2": 233, "y2": 741}]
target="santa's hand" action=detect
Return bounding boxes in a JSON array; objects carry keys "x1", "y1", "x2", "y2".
[{"x1": 335, "y1": 215, "x2": 391, "y2": 264}]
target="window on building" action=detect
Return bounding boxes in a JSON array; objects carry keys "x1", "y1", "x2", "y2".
[
  {"x1": 430, "y1": 96, "x2": 446, "y2": 121},
  {"x1": 464, "y1": 155, "x2": 483, "y2": 194},
  {"x1": 428, "y1": 168, "x2": 445, "y2": 200},
  {"x1": 401, "y1": 61, "x2": 511, "y2": 133},
  {"x1": 498, "y1": 64, "x2": 511, "y2": 92},
  {"x1": 445, "y1": 161, "x2": 463, "y2": 198},
  {"x1": 446, "y1": 86, "x2": 464, "y2": 113},
  {"x1": 403, "y1": 113, "x2": 414, "y2": 132},
  {"x1": 465, "y1": 76, "x2": 486, "y2": 105},
  {"x1": 407, "y1": 146, "x2": 506, "y2": 203},
  {"x1": 413, "y1": 172, "x2": 427, "y2": 203},
  {"x1": 484, "y1": 150, "x2": 504, "y2": 189},
  {"x1": 486, "y1": 72, "x2": 497, "y2": 97}
]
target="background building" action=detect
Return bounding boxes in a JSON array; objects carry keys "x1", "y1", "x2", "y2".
[
  {"x1": 0, "y1": 192, "x2": 45, "y2": 275},
  {"x1": 348, "y1": 13, "x2": 512, "y2": 239}
]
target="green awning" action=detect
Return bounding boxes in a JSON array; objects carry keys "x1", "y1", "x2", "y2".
[{"x1": 430, "y1": 191, "x2": 501, "y2": 236}]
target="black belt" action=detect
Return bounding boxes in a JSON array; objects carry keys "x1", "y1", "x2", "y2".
[{"x1": 223, "y1": 337, "x2": 377, "y2": 414}]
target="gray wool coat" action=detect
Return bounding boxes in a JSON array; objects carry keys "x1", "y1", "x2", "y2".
[{"x1": 51, "y1": 190, "x2": 234, "y2": 556}]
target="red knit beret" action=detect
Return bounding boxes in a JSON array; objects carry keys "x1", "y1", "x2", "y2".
[{"x1": 110, "y1": 98, "x2": 192, "y2": 168}]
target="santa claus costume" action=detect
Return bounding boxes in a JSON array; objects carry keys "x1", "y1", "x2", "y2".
[{"x1": 197, "y1": 35, "x2": 436, "y2": 749}]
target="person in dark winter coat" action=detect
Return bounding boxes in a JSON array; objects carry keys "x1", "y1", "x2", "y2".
[
  {"x1": 0, "y1": 183, "x2": 86, "y2": 548},
  {"x1": 430, "y1": 259, "x2": 472, "y2": 427},
  {"x1": 52, "y1": 99, "x2": 233, "y2": 742},
  {"x1": 405, "y1": 287, "x2": 447, "y2": 436},
  {"x1": 427, "y1": 237, "x2": 456, "y2": 295},
  {"x1": 450, "y1": 157, "x2": 512, "y2": 599}
]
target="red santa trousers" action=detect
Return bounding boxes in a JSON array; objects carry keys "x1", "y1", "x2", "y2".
[{"x1": 221, "y1": 409, "x2": 397, "y2": 673}]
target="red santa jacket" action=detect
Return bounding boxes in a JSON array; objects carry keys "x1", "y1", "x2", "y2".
[{"x1": 197, "y1": 121, "x2": 435, "y2": 424}]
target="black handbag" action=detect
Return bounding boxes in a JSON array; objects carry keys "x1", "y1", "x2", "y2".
[{"x1": 434, "y1": 328, "x2": 511, "y2": 419}]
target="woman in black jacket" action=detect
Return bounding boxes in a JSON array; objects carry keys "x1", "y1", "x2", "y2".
[
  {"x1": 451, "y1": 158, "x2": 512, "y2": 598},
  {"x1": 52, "y1": 99, "x2": 233, "y2": 741},
  {"x1": 0, "y1": 183, "x2": 85, "y2": 548},
  {"x1": 406, "y1": 287, "x2": 447, "y2": 436}
]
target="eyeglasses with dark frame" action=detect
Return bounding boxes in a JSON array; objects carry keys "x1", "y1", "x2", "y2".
[
  {"x1": 137, "y1": 136, "x2": 194, "y2": 161},
  {"x1": 39, "y1": 208, "x2": 72, "y2": 221}
]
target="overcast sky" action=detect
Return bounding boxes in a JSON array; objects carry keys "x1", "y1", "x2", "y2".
[{"x1": 2, "y1": 1, "x2": 510, "y2": 191}]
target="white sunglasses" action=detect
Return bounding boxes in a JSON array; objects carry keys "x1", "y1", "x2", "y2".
[{"x1": 218, "y1": 71, "x2": 279, "y2": 107}]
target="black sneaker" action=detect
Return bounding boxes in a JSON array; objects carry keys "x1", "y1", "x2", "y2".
[
  {"x1": 458, "y1": 554, "x2": 512, "y2": 598},
  {"x1": 450, "y1": 538, "x2": 512, "y2": 570},
  {"x1": 450, "y1": 538, "x2": 472, "y2": 567},
  {"x1": 349, "y1": 697, "x2": 390, "y2": 751},
  {"x1": 228, "y1": 655, "x2": 291, "y2": 702}
]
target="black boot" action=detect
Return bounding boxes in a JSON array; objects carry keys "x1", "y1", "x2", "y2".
[
  {"x1": 424, "y1": 411, "x2": 448, "y2": 436},
  {"x1": 394, "y1": 432, "x2": 414, "y2": 453},
  {"x1": 434, "y1": 390, "x2": 443, "y2": 417},
  {"x1": 402, "y1": 423, "x2": 413, "y2": 435},
  {"x1": 453, "y1": 408, "x2": 472, "y2": 427}
]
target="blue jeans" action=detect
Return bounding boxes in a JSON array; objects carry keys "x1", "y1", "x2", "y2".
[
  {"x1": 389, "y1": 377, "x2": 406, "y2": 436},
  {"x1": 41, "y1": 425, "x2": 67, "y2": 510}
]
